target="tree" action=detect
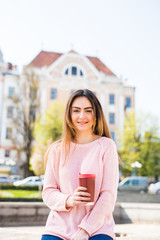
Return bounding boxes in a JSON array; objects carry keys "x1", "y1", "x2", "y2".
[
  {"x1": 33, "y1": 101, "x2": 64, "y2": 145},
  {"x1": 139, "y1": 131, "x2": 160, "y2": 181},
  {"x1": 119, "y1": 112, "x2": 141, "y2": 176},
  {"x1": 30, "y1": 101, "x2": 64, "y2": 175},
  {"x1": 119, "y1": 111, "x2": 160, "y2": 180},
  {"x1": 12, "y1": 66, "x2": 40, "y2": 177}
]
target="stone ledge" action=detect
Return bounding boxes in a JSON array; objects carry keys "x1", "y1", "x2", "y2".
[{"x1": 0, "y1": 202, "x2": 160, "y2": 226}]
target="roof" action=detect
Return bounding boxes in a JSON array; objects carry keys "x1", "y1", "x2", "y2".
[
  {"x1": 87, "y1": 56, "x2": 115, "y2": 75},
  {"x1": 30, "y1": 51, "x2": 62, "y2": 67},
  {"x1": 29, "y1": 50, "x2": 115, "y2": 76}
]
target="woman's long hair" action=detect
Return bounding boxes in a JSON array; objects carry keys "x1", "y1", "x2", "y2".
[
  {"x1": 62, "y1": 89, "x2": 112, "y2": 165},
  {"x1": 44, "y1": 89, "x2": 118, "y2": 169}
]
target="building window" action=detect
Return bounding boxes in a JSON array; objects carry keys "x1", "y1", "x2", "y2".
[
  {"x1": 7, "y1": 107, "x2": 14, "y2": 118},
  {"x1": 51, "y1": 88, "x2": 57, "y2": 99},
  {"x1": 72, "y1": 66, "x2": 77, "y2": 75},
  {"x1": 126, "y1": 97, "x2": 131, "y2": 107},
  {"x1": 109, "y1": 113, "x2": 115, "y2": 124},
  {"x1": 6, "y1": 128, "x2": 12, "y2": 139},
  {"x1": 5, "y1": 150, "x2": 10, "y2": 157},
  {"x1": 80, "y1": 70, "x2": 83, "y2": 76},
  {"x1": 111, "y1": 131, "x2": 115, "y2": 141},
  {"x1": 109, "y1": 94, "x2": 115, "y2": 104},
  {"x1": 8, "y1": 87, "x2": 14, "y2": 98},
  {"x1": 30, "y1": 107, "x2": 36, "y2": 121},
  {"x1": 70, "y1": 90, "x2": 76, "y2": 95},
  {"x1": 64, "y1": 67, "x2": 84, "y2": 77},
  {"x1": 65, "y1": 68, "x2": 69, "y2": 75}
]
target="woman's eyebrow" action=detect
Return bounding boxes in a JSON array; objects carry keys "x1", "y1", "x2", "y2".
[{"x1": 72, "y1": 106, "x2": 93, "y2": 109}]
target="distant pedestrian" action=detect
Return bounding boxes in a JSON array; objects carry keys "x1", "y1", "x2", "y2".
[{"x1": 41, "y1": 89, "x2": 119, "y2": 240}]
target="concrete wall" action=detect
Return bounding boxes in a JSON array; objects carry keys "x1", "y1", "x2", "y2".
[{"x1": 0, "y1": 202, "x2": 160, "y2": 226}]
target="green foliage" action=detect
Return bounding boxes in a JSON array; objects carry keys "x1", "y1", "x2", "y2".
[
  {"x1": 119, "y1": 111, "x2": 160, "y2": 180},
  {"x1": 0, "y1": 189, "x2": 42, "y2": 201},
  {"x1": 30, "y1": 144, "x2": 46, "y2": 176},
  {"x1": 119, "y1": 112, "x2": 141, "y2": 175},
  {"x1": 30, "y1": 101, "x2": 65, "y2": 176},
  {"x1": 33, "y1": 101, "x2": 64, "y2": 145},
  {"x1": 139, "y1": 132, "x2": 160, "y2": 179},
  {"x1": 0, "y1": 189, "x2": 41, "y2": 198}
]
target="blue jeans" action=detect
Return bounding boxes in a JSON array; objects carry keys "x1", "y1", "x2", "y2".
[{"x1": 41, "y1": 234, "x2": 112, "y2": 240}]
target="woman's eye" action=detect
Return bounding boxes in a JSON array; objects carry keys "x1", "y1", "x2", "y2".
[
  {"x1": 86, "y1": 110, "x2": 92, "y2": 113},
  {"x1": 73, "y1": 110, "x2": 79, "y2": 112}
]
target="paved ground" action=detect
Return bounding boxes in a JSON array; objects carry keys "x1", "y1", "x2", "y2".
[
  {"x1": 0, "y1": 224, "x2": 160, "y2": 240},
  {"x1": 117, "y1": 191, "x2": 160, "y2": 203}
]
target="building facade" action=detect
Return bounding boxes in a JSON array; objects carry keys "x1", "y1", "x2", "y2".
[
  {"x1": 0, "y1": 49, "x2": 135, "y2": 176},
  {"x1": 30, "y1": 50, "x2": 135, "y2": 142},
  {"x1": 0, "y1": 50, "x2": 21, "y2": 175}
]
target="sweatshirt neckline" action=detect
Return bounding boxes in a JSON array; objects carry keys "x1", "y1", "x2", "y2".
[{"x1": 70, "y1": 137, "x2": 103, "y2": 148}]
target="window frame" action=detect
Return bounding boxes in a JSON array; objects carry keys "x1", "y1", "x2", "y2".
[
  {"x1": 126, "y1": 97, "x2": 131, "y2": 107},
  {"x1": 111, "y1": 131, "x2": 115, "y2": 141},
  {"x1": 109, "y1": 113, "x2": 115, "y2": 124},
  {"x1": 71, "y1": 66, "x2": 77, "y2": 75},
  {"x1": 7, "y1": 106, "x2": 14, "y2": 118},
  {"x1": 109, "y1": 94, "x2": 115, "y2": 104},
  {"x1": 5, "y1": 150, "x2": 10, "y2": 157},
  {"x1": 50, "y1": 88, "x2": 57, "y2": 100},
  {"x1": 8, "y1": 87, "x2": 15, "y2": 98},
  {"x1": 6, "y1": 127, "x2": 12, "y2": 139},
  {"x1": 64, "y1": 65, "x2": 84, "y2": 77}
]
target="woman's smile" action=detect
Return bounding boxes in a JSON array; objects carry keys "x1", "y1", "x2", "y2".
[{"x1": 77, "y1": 121, "x2": 88, "y2": 125}]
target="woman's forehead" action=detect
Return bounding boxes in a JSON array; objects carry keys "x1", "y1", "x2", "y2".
[{"x1": 71, "y1": 96, "x2": 92, "y2": 107}]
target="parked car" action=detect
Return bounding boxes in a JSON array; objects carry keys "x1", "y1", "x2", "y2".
[
  {"x1": 0, "y1": 174, "x2": 12, "y2": 184},
  {"x1": 10, "y1": 175, "x2": 23, "y2": 183},
  {"x1": 13, "y1": 176, "x2": 44, "y2": 186},
  {"x1": 148, "y1": 182, "x2": 160, "y2": 195},
  {"x1": 118, "y1": 176, "x2": 148, "y2": 193}
]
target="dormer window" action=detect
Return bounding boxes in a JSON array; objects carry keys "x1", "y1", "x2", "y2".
[
  {"x1": 72, "y1": 66, "x2": 77, "y2": 75},
  {"x1": 65, "y1": 68, "x2": 69, "y2": 75},
  {"x1": 80, "y1": 70, "x2": 83, "y2": 76},
  {"x1": 64, "y1": 66, "x2": 84, "y2": 77}
]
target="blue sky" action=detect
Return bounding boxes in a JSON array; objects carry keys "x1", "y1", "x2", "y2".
[{"x1": 0, "y1": 0, "x2": 160, "y2": 124}]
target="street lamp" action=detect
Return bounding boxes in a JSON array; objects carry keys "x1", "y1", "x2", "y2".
[{"x1": 131, "y1": 161, "x2": 142, "y2": 176}]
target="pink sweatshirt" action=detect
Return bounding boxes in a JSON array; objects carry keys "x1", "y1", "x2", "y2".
[{"x1": 42, "y1": 137, "x2": 119, "y2": 240}]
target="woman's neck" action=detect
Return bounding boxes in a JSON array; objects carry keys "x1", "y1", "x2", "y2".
[{"x1": 74, "y1": 132, "x2": 99, "y2": 144}]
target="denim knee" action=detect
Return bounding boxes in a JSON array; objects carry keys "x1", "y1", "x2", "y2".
[
  {"x1": 41, "y1": 235, "x2": 63, "y2": 240},
  {"x1": 89, "y1": 234, "x2": 113, "y2": 240}
]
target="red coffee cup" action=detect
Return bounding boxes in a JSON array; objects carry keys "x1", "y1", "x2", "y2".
[{"x1": 78, "y1": 173, "x2": 96, "y2": 205}]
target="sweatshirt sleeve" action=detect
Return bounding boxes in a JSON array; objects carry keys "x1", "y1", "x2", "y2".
[
  {"x1": 42, "y1": 145, "x2": 71, "y2": 212},
  {"x1": 78, "y1": 139, "x2": 119, "y2": 236}
]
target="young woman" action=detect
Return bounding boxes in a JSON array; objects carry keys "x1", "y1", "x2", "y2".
[{"x1": 41, "y1": 89, "x2": 119, "y2": 240}]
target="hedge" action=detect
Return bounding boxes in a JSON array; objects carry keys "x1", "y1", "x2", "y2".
[
  {"x1": 0, "y1": 184, "x2": 40, "y2": 191},
  {"x1": 0, "y1": 198, "x2": 43, "y2": 202}
]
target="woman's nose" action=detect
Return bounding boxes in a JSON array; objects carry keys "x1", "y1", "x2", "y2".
[{"x1": 79, "y1": 111, "x2": 85, "y2": 118}]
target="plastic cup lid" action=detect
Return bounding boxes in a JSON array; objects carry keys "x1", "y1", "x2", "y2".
[{"x1": 78, "y1": 173, "x2": 96, "y2": 178}]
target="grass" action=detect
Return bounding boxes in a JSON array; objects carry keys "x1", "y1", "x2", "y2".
[{"x1": 0, "y1": 189, "x2": 42, "y2": 199}]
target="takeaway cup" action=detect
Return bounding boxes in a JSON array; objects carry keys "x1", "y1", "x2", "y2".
[{"x1": 78, "y1": 173, "x2": 96, "y2": 205}]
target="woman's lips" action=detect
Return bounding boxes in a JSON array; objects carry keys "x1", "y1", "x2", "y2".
[{"x1": 77, "y1": 122, "x2": 88, "y2": 125}]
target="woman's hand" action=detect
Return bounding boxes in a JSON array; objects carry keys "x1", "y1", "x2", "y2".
[
  {"x1": 71, "y1": 228, "x2": 89, "y2": 240},
  {"x1": 66, "y1": 186, "x2": 91, "y2": 208}
]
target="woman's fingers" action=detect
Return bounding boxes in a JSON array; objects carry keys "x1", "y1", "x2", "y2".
[
  {"x1": 75, "y1": 186, "x2": 87, "y2": 192},
  {"x1": 77, "y1": 191, "x2": 91, "y2": 196},
  {"x1": 75, "y1": 187, "x2": 91, "y2": 196},
  {"x1": 74, "y1": 196, "x2": 90, "y2": 201},
  {"x1": 72, "y1": 186, "x2": 91, "y2": 205},
  {"x1": 74, "y1": 200, "x2": 89, "y2": 205}
]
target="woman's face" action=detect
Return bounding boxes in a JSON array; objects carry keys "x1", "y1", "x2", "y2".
[{"x1": 71, "y1": 97, "x2": 94, "y2": 134}]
